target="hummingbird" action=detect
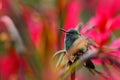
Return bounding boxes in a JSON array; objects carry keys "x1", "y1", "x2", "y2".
[{"x1": 59, "y1": 28, "x2": 95, "y2": 69}]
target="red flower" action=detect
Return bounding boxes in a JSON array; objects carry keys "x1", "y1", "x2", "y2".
[
  {"x1": 81, "y1": 0, "x2": 120, "y2": 66},
  {"x1": 0, "y1": 48, "x2": 20, "y2": 79},
  {"x1": 86, "y1": 0, "x2": 120, "y2": 47}
]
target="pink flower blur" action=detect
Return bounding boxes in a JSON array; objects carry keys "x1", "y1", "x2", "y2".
[
  {"x1": 64, "y1": 0, "x2": 82, "y2": 30},
  {"x1": 22, "y1": 7, "x2": 43, "y2": 47}
]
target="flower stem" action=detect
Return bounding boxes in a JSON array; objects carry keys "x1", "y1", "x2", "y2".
[{"x1": 71, "y1": 71, "x2": 75, "y2": 80}]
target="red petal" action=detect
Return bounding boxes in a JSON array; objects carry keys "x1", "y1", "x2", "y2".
[
  {"x1": 110, "y1": 16, "x2": 120, "y2": 30},
  {"x1": 96, "y1": 0, "x2": 120, "y2": 17},
  {"x1": 109, "y1": 38, "x2": 120, "y2": 59},
  {"x1": 92, "y1": 59, "x2": 102, "y2": 65},
  {"x1": 110, "y1": 38, "x2": 120, "y2": 49},
  {"x1": 97, "y1": 0, "x2": 113, "y2": 17},
  {"x1": 87, "y1": 30, "x2": 110, "y2": 46},
  {"x1": 0, "y1": 55, "x2": 20, "y2": 77}
]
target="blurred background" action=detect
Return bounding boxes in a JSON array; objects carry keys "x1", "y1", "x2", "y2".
[{"x1": 0, "y1": 0, "x2": 120, "y2": 80}]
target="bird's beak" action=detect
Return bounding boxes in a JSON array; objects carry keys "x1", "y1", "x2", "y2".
[{"x1": 59, "y1": 28, "x2": 68, "y2": 33}]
